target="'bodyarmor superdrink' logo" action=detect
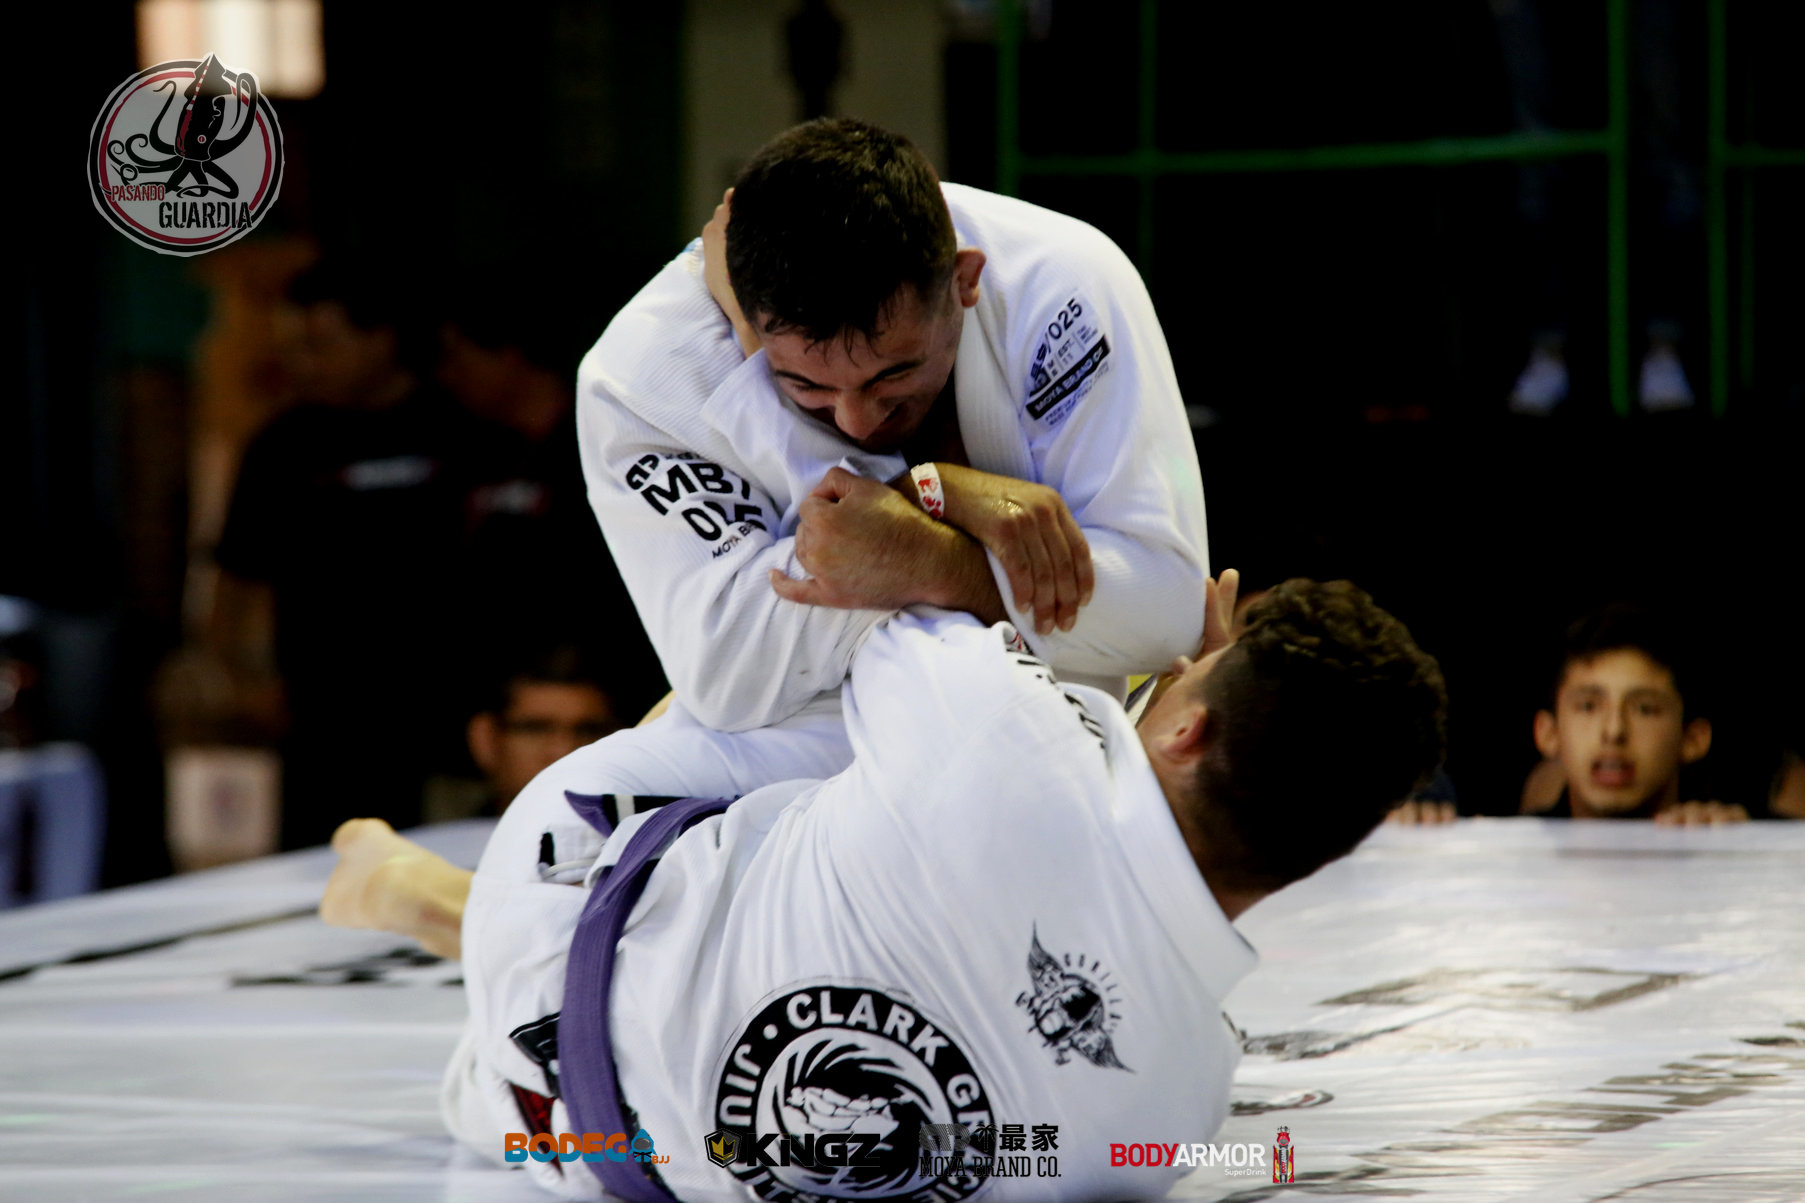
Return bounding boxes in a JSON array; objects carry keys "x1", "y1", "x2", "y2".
[{"x1": 87, "y1": 55, "x2": 283, "y2": 255}]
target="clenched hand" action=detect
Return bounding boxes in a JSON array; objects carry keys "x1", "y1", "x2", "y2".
[
  {"x1": 931, "y1": 463, "x2": 1094, "y2": 637},
  {"x1": 771, "y1": 467, "x2": 992, "y2": 615}
]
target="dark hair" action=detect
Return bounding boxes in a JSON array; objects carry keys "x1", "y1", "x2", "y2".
[
  {"x1": 288, "y1": 259, "x2": 435, "y2": 371},
  {"x1": 1551, "y1": 604, "x2": 1701, "y2": 720},
  {"x1": 1189, "y1": 579, "x2": 1447, "y2": 892},
  {"x1": 476, "y1": 642, "x2": 615, "y2": 719},
  {"x1": 726, "y1": 118, "x2": 957, "y2": 344},
  {"x1": 442, "y1": 266, "x2": 591, "y2": 379}
]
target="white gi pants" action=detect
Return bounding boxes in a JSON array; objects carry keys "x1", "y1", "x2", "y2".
[{"x1": 440, "y1": 691, "x2": 852, "y2": 1198}]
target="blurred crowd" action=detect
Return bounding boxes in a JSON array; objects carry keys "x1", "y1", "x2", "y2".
[
  {"x1": 166, "y1": 263, "x2": 607, "y2": 848},
  {"x1": 3, "y1": 243, "x2": 1800, "y2": 906},
  {"x1": 5, "y1": 0, "x2": 1800, "y2": 908},
  {"x1": 136, "y1": 258, "x2": 659, "y2": 874}
]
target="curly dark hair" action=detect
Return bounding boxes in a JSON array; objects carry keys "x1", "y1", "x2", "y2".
[
  {"x1": 725, "y1": 118, "x2": 958, "y2": 345},
  {"x1": 1189, "y1": 579, "x2": 1448, "y2": 892}
]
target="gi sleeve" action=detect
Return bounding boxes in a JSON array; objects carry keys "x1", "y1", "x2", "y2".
[
  {"x1": 993, "y1": 229, "x2": 1209, "y2": 676},
  {"x1": 576, "y1": 373, "x2": 888, "y2": 733},
  {"x1": 838, "y1": 608, "x2": 1111, "y2": 835}
]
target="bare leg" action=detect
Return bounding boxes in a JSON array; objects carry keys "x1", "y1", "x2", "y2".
[{"x1": 319, "y1": 818, "x2": 472, "y2": 960}]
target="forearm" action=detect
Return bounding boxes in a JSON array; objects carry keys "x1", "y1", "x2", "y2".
[{"x1": 916, "y1": 521, "x2": 1009, "y2": 626}]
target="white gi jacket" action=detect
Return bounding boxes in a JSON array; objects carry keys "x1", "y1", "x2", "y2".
[
  {"x1": 449, "y1": 610, "x2": 1258, "y2": 1202},
  {"x1": 576, "y1": 184, "x2": 1209, "y2": 731}
]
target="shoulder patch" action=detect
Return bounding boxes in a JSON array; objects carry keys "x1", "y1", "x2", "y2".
[
  {"x1": 1024, "y1": 295, "x2": 1111, "y2": 427},
  {"x1": 621, "y1": 451, "x2": 771, "y2": 553}
]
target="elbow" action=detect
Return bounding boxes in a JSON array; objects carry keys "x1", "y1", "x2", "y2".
[
  {"x1": 1064, "y1": 559, "x2": 1207, "y2": 672},
  {"x1": 662, "y1": 642, "x2": 812, "y2": 733},
  {"x1": 1132, "y1": 594, "x2": 1208, "y2": 665}
]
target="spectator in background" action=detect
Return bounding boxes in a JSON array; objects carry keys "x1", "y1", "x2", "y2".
[
  {"x1": 0, "y1": 597, "x2": 106, "y2": 906},
  {"x1": 1494, "y1": 0, "x2": 1701, "y2": 414},
  {"x1": 206, "y1": 261, "x2": 488, "y2": 849},
  {"x1": 435, "y1": 273, "x2": 664, "y2": 724},
  {"x1": 1523, "y1": 604, "x2": 1744, "y2": 823},
  {"x1": 1772, "y1": 752, "x2": 1805, "y2": 820},
  {"x1": 467, "y1": 643, "x2": 620, "y2": 813}
]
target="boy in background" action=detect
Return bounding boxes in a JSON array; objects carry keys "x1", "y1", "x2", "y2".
[{"x1": 1524, "y1": 604, "x2": 1743, "y2": 823}]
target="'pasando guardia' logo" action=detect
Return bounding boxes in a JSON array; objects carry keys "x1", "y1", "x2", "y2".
[{"x1": 87, "y1": 54, "x2": 283, "y2": 255}]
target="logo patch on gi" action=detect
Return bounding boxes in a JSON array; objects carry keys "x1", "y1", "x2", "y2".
[
  {"x1": 1025, "y1": 295, "x2": 1110, "y2": 426},
  {"x1": 1016, "y1": 927, "x2": 1130, "y2": 1071},
  {"x1": 713, "y1": 983, "x2": 993, "y2": 1199},
  {"x1": 622, "y1": 451, "x2": 770, "y2": 551}
]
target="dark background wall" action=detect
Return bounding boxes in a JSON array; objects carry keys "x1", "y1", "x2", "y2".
[
  {"x1": 6, "y1": 1, "x2": 1801, "y2": 891},
  {"x1": 947, "y1": 0, "x2": 1804, "y2": 814}
]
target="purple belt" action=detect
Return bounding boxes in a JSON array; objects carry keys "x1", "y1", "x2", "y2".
[{"x1": 558, "y1": 793, "x2": 734, "y2": 1202}]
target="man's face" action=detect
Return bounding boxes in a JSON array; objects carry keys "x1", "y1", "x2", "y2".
[
  {"x1": 755, "y1": 250, "x2": 983, "y2": 454},
  {"x1": 293, "y1": 301, "x2": 399, "y2": 407},
  {"x1": 473, "y1": 682, "x2": 618, "y2": 806},
  {"x1": 1534, "y1": 649, "x2": 1708, "y2": 816}
]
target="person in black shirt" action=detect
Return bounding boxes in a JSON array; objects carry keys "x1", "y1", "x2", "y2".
[{"x1": 214, "y1": 263, "x2": 486, "y2": 848}]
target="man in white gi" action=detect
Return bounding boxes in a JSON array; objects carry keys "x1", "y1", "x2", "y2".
[
  {"x1": 572, "y1": 116, "x2": 1206, "y2": 784},
  {"x1": 323, "y1": 578, "x2": 1447, "y2": 1202}
]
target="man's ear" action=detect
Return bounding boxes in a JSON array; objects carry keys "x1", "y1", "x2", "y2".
[
  {"x1": 1533, "y1": 709, "x2": 1561, "y2": 759},
  {"x1": 468, "y1": 713, "x2": 499, "y2": 775},
  {"x1": 1152, "y1": 699, "x2": 1212, "y2": 769},
  {"x1": 952, "y1": 249, "x2": 986, "y2": 309},
  {"x1": 1680, "y1": 717, "x2": 1713, "y2": 764}
]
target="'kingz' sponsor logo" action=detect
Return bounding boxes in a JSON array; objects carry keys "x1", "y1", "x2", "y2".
[
  {"x1": 707, "y1": 1128, "x2": 889, "y2": 1169},
  {"x1": 712, "y1": 983, "x2": 992, "y2": 1199}
]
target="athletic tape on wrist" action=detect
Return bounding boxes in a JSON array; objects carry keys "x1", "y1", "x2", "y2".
[{"x1": 910, "y1": 463, "x2": 946, "y2": 519}]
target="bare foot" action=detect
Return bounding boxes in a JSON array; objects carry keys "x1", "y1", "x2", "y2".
[{"x1": 320, "y1": 818, "x2": 470, "y2": 959}]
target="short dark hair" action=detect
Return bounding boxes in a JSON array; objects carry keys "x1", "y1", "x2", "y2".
[
  {"x1": 726, "y1": 118, "x2": 957, "y2": 344},
  {"x1": 289, "y1": 258, "x2": 435, "y2": 372},
  {"x1": 442, "y1": 266, "x2": 591, "y2": 379},
  {"x1": 476, "y1": 642, "x2": 615, "y2": 719},
  {"x1": 1551, "y1": 604, "x2": 1701, "y2": 720},
  {"x1": 1189, "y1": 579, "x2": 1448, "y2": 893}
]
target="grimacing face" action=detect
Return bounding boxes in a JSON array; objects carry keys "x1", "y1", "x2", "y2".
[
  {"x1": 1533, "y1": 648, "x2": 1711, "y2": 817},
  {"x1": 755, "y1": 250, "x2": 984, "y2": 455}
]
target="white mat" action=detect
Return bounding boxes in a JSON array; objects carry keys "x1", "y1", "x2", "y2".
[{"x1": 1, "y1": 819, "x2": 1800, "y2": 1202}]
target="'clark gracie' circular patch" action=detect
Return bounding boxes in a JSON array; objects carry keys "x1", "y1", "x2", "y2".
[{"x1": 713, "y1": 982, "x2": 993, "y2": 1199}]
